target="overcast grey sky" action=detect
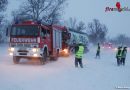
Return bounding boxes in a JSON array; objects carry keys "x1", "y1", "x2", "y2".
[{"x1": 6, "y1": 0, "x2": 130, "y2": 38}]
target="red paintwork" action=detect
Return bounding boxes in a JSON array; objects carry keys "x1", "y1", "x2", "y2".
[{"x1": 10, "y1": 20, "x2": 68, "y2": 55}]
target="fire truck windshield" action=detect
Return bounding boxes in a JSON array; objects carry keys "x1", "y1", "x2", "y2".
[{"x1": 10, "y1": 25, "x2": 39, "y2": 36}]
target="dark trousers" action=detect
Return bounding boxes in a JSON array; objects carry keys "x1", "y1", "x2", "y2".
[
  {"x1": 96, "y1": 51, "x2": 100, "y2": 58},
  {"x1": 116, "y1": 57, "x2": 121, "y2": 66},
  {"x1": 75, "y1": 58, "x2": 83, "y2": 68},
  {"x1": 121, "y1": 58, "x2": 125, "y2": 65}
]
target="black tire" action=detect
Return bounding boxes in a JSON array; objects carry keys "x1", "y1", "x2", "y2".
[
  {"x1": 40, "y1": 51, "x2": 47, "y2": 65},
  {"x1": 57, "y1": 49, "x2": 59, "y2": 57},
  {"x1": 13, "y1": 56, "x2": 20, "y2": 64},
  {"x1": 52, "y1": 54, "x2": 58, "y2": 61},
  {"x1": 54, "y1": 56, "x2": 58, "y2": 61}
]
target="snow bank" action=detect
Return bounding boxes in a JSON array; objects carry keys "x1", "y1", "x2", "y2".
[{"x1": 0, "y1": 44, "x2": 130, "y2": 90}]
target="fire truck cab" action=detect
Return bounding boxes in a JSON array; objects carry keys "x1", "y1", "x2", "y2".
[{"x1": 8, "y1": 20, "x2": 69, "y2": 64}]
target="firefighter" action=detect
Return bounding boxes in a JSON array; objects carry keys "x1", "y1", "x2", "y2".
[
  {"x1": 75, "y1": 42, "x2": 84, "y2": 68},
  {"x1": 121, "y1": 47, "x2": 127, "y2": 65},
  {"x1": 116, "y1": 46, "x2": 122, "y2": 66},
  {"x1": 95, "y1": 43, "x2": 100, "y2": 59}
]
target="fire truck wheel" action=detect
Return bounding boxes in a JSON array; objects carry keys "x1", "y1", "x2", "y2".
[
  {"x1": 51, "y1": 54, "x2": 58, "y2": 61},
  {"x1": 40, "y1": 51, "x2": 47, "y2": 65},
  {"x1": 54, "y1": 56, "x2": 58, "y2": 61},
  {"x1": 13, "y1": 56, "x2": 20, "y2": 64},
  {"x1": 57, "y1": 49, "x2": 59, "y2": 57}
]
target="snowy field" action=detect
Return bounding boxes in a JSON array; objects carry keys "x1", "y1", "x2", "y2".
[{"x1": 0, "y1": 43, "x2": 130, "y2": 90}]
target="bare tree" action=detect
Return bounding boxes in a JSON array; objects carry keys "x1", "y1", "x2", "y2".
[
  {"x1": 110, "y1": 34, "x2": 130, "y2": 46},
  {"x1": 0, "y1": 0, "x2": 8, "y2": 11},
  {"x1": 0, "y1": 0, "x2": 8, "y2": 43},
  {"x1": 0, "y1": 19, "x2": 10, "y2": 43},
  {"x1": 12, "y1": 0, "x2": 67, "y2": 24},
  {"x1": 11, "y1": 11, "x2": 20, "y2": 23},
  {"x1": 87, "y1": 19, "x2": 108, "y2": 44},
  {"x1": 0, "y1": 0, "x2": 8, "y2": 23},
  {"x1": 67, "y1": 17, "x2": 86, "y2": 31},
  {"x1": 67, "y1": 17, "x2": 77, "y2": 29},
  {"x1": 76, "y1": 21, "x2": 86, "y2": 31},
  {"x1": 11, "y1": 10, "x2": 33, "y2": 23}
]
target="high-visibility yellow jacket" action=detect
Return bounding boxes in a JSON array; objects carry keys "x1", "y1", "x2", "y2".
[
  {"x1": 121, "y1": 49, "x2": 127, "y2": 58},
  {"x1": 116, "y1": 49, "x2": 122, "y2": 58},
  {"x1": 75, "y1": 45, "x2": 84, "y2": 59}
]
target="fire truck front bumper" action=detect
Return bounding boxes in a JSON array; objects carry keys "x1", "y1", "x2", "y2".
[{"x1": 8, "y1": 47, "x2": 42, "y2": 58}]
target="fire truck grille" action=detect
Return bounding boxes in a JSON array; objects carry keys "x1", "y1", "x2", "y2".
[
  {"x1": 19, "y1": 53, "x2": 27, "y2": 55},
  {"x1": 11, "y1": 43, "x2": 31, "y2": 47},
  {"x1": 18, "y1": 50, "x2": 28, "y2": 52},
  {"x1": 17, "y1": 44, "x2": 31, "y2": 47}
]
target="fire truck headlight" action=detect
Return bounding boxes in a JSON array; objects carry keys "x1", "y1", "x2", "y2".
[
  {"x1": 9, "y1": 47, "x2": 15, "y2": 52},
  {"x1": 32, "y1": 48, "x2": 39, "y2": 52},
  {"x1": 63, "y1": 49, "x2": 68, "y2": 54},
  {"x1": 113, "y1": 48, "x2": 118, "y2": 51},
  {"x1": 33, "y1": 54, "x2": 38, "y2": 57},
  {"x1": 9, "y1": 52, "x2": 13, "y2": 56}
]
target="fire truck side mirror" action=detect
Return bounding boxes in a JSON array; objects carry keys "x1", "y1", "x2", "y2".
[{"x1": 6, "y1": 28, "x2": 8, "y2": 36}]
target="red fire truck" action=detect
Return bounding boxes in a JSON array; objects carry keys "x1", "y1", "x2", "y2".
[{"x1": 7, "y1": 20, "x2": 70, "y2": 64}]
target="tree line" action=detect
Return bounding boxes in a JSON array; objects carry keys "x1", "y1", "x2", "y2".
[{"x1": 0, "y1": 0, "x2": 130, "y2": 46}]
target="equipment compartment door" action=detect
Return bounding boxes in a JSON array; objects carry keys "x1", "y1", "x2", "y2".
[{"x1": 53, "y1": 29, "x2": 62, "y2": 49}]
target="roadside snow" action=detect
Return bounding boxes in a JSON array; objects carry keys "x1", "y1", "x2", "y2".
[{"x1": 0, "y1": 44, "x2": 130, "y2": 90}]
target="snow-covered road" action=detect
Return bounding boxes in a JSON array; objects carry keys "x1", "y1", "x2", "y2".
[{"x1": 0, "y1": 44, "x2": 130, "y2": 90}]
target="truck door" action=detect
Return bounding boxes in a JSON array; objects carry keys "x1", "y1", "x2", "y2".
[{"x1": 41, "y1": 28, "x2": 51, "y2": 51}]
